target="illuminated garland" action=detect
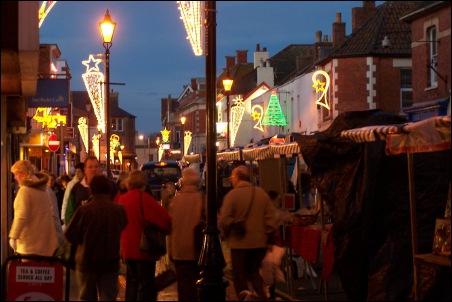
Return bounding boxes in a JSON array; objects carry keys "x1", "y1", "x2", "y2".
[
  {"x1": 261, "y1": 91, "x2": 286, "y2": 126},
  {"x1": 77, "y1": 117, "x2": 88, "y2": 153},
  {"x1": 184, "y1": 131, "x2": 192, "y2": 155},
  {"x1": 230, "y1": 96, "x2": 245, "y2": 147},
  {"x1": 82, "y1": 55, "x2": 105, "y2": 133},
  {"x1": 177, "y1": 1, "x2": 204, "y2": 56},
  {"x1": 312, "y1": 70, "x2": 331, "y2": 110}
]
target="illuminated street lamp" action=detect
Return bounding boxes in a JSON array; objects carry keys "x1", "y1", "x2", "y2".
[
  {"x1": 99, "y1": 9, "x2": 116, "y2": 179},
  {"x1": 180, "y1": 116, "x2": 186, "y2": 158},
  {"x1": 139, "y1": 134, "x2": 145, "y2": 163},
  {"x1": 222, "y1": 70, "x2": 233, "y2": 149}
]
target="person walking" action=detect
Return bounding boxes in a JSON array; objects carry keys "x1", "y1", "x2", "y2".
[
  {"x1": 113, "y1": 171, "x2": 129, "y2": 202},
  {"x1": 65, "y1": 156, "x2": 118, "y2": 224},
  {"x1": 64, "y1": 174, "x2": 128, "y2": 301},
  {"x1": 61, "y1": 162, "x2": 84, "y2": 227},
  {"x1": 9, "y1": 160, "x2": 59, "y2": 256},
  {"x1": 169, "y1": 167, "x2": 205, "y2": 301},
  {"x1": 117, "y1": 170, "x2": 172, "y2": 301},
  {"x1": 218, "y1": 165, "x2": 277, "y2": 301},
  {"x1": 41, "y1": 170, "x2": 64, "y2": 245}
]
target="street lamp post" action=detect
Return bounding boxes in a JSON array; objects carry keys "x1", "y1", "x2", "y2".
[
  {"x1": 180, "y1": 116, "x2": 186, "y2": 159},
  {"x1": 97, "y1": 124, "x2": 102, "y2": 162},
  {"x1": 99, "y1": 9, "x2": 116, "y2": 179},
  {"x1": 198, "y1": 2, "x2": 227, "y2": 300},
  {"x1": 156, "y1": 137, "x2": 160, "y2": 161},
  {"x1": 222, "y1": 71, "x2": 233, "y2": 149}
]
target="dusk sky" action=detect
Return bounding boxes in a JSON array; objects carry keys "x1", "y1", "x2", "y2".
[{"x1": 39, "y1": 1, "x2": 384, "y2": 134}]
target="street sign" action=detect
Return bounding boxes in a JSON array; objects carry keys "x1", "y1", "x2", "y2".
[{"x1": 48, "y1": 133, "x2": 60, "y2": 152}]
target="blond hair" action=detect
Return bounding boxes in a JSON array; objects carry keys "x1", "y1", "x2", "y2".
[
  {"x1": 11, "y1": 160, "x2": 35, "y2": 178},
  {"x1": 126, "y1": 170, "x2": 147, "y2": 190}
]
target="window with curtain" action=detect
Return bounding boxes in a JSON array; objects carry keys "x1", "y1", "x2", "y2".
[{"x1": 111, "y1": 118, "x2": 123, "y2": 131}]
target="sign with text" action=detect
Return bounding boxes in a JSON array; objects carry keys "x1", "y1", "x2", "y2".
[{"x1": 6, "y1": 260, "x2": 64, "y2": 301}]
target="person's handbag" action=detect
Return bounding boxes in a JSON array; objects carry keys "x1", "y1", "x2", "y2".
[
  {"x1": 139, "y1": 192, "x2": 167, "y2": 255},
  {"x1": 225, "y1": 187, "x2": 255, "y2": 238}
]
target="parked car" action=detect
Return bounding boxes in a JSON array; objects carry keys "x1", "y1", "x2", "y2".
[{"x1": 141, "y1": 160, "x2": 182, "y2": 199}]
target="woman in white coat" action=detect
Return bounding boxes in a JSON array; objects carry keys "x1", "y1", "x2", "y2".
[{"x1": 9, "y1": 160, "x2": 59, "y2": 256}]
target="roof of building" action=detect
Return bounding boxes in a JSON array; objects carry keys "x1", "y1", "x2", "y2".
[{"x1": 320, "y1": 1, "x2": 425, "y2": 62}]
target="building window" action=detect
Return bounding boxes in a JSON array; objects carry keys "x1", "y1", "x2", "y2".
[
  {"x1": 111, "y1": 118, "x2": 123, "y2": 132},
  {"x1": 400, "y1": 69, "x2": 412, "y2": 108},
  {"x1": 428, "y1": 26, "x2": 437, "y2": 87}
]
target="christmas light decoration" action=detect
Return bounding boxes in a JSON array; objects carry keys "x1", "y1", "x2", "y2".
[
  {"x1": 39, "y1": 1, "x2": 57, "y2": 28},
  {"x1": 33, "y1": 107, "x2": 66, "y2": 129},
  {"x1": 312, "y1": 70, "x2": 331, "y2": 110},
  {"x1": 177, "y1": 1, "x2": 204, "y2": 56},
  {"x1": 82, "y1": 54, "x2": 105, "y2": 133},
  {"x1": 261, "y1": 91, "x2": 287, "y2": 126},
  {"x1": 78, "y1": 117, "x2": 88, "y2": 153},
  {"x1": 230, "y1": 95, "x2": 245, "y2": 147},
  {"x1": 161, "y1": 128, "x2": 171, "y2": 143},
  {"x1": 184, "y1": 131, "x2": 192, "y2": 155},
  {"x1": 251, "y1": 104, "x2": 264, "y2": 132}
]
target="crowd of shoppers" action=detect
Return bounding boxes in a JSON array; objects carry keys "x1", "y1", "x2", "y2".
[{"x1": 9, "y1": 158, "x2": 293, "y2": 301}]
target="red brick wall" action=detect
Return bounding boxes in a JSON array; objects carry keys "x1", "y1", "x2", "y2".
[
  {"x1": 330, "y1": 56, "x2": 402, "y2": 117},
  {"x1": 410, "y1": 5, "x2": 451, "y2": 104}
]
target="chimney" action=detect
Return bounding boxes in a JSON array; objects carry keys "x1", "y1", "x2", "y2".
[
  {"x1": 352, "y1": 1, "x2": 376, "y2": 32},
  {"x1": 323, "y1": 35, "x2": 329, "y2": 43},
  {"x1": 332, "y1": 12, "x2": 346, "y2": 47},
  {"x1": 236, "y1": 50, "x2": 248, "y2": 64},
  {"x1": 315, "y1": 31, "x2": 322, "y2": 43},
  {"x1": 225, "y1": 56, "x2": 235, "y2": 69},
  {"x1": 256, "y1": 43, "x2": 260, "y2": 51},
  {"x1": 254, "y1": 46, "x2": 269, "y2": 69},
  {"x1": 191, "y1": 78, "x2": 197, "y2": 90}
]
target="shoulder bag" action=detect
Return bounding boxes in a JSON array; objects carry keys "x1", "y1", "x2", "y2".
[
  {"x1": 226, "y1": 186, "x2": 255, "y2": 238},
  {"x1": 139, "y1": 192, "x2": 167, "y2": 255}
]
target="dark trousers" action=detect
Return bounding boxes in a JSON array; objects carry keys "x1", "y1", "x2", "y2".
[
  {"x1": 124, "y1": 259, "x2": 157, "y2": 301},
  {"x1": 174, "y1": 260, "x2": 200, "y2": 301},
  {"x1": 230, "y1": 247, "x2": 267, "y2": 300}
]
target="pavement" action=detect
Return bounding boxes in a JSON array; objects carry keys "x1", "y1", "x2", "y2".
[{"x1": 67, "y1": 243, "x2": 345, "y2": 301}]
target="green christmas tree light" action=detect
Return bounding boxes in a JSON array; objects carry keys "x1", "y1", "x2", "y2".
[{"x1": 261, "y1": 91, "x2": 287, "y2": 126}]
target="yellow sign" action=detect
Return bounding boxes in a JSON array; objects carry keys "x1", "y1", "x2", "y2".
[{"x1": 28, "y1": 148, "x2": 43, "y2": 157}]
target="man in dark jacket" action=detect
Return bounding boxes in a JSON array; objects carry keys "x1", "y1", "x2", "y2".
[{"x1": 65, "y1": 174, "x2": 127, "y2": 301}]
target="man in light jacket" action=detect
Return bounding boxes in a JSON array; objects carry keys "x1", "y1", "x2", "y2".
[{"x1": 218, "y1": 165, "x2": 277, "y2": 300}]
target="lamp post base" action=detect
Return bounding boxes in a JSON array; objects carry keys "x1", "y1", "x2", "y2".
[{"x1": 197, "y1": 228, "x2": 228, "y2": 301}]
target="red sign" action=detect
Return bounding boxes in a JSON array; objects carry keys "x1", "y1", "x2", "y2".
[
  {"x1": 6, "y1": 260, "x2": 64, "y2": 301},
  {"x1": 48, "y1": 133, "x2": 60, "y2": 152}
]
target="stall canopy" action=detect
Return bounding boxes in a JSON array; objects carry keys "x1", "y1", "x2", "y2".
[
  {"x1": 217, "y1": 142, "x2": 301, "y2": 162},
  {"x1": 293, "y1": 110, "x2": 451, "y2": 301}
]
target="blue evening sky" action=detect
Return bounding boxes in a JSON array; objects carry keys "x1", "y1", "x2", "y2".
[{"x1": 39, "y1": 1, "x2": 384, "y2": 134}]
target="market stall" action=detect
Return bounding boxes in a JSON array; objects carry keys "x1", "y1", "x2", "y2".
[{"x1": 294, "y1": 110, "x2": 450, "y2": 300}]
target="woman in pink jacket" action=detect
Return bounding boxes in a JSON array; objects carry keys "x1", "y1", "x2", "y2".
[{"x1": 118, "y1": 170, "x2": 172, "y2": 301}]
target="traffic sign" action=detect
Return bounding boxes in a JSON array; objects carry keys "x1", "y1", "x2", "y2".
[{"x1": 48, "y1": 133, "x2": 60, "y2": 152}]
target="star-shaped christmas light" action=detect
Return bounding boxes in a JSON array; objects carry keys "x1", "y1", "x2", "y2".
[
  {"x1": 233, "y1": 95, "x2": 244, "y2": 107},
  {"x1": 251, "y1": 110, "x2": 261, "y2": 120},
  {"x1": 312, "y1": 79, "x2": 325, "y2": 93},
  {"x1": 82, "y1": 54, "x2": 102, "y2": 73}
]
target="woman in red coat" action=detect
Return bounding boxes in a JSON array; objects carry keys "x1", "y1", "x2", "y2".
[{"x1": 118, "y1": 170, "x2": 172, "y2": 301}]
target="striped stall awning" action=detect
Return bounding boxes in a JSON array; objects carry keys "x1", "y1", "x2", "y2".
[
  {"x1": 270, "y1": 142, "x2": 300, "y2": 158},
  {"x1": 217, "y1": 149, "x2": 242, "y2": 161},
  {"x1": 340, "y1": 115, "x2": 451, "y2": 155},
  {"x1": 242, "y1": 145, "x2": 272, "y2": 161},
  {"x1": 340, "y1": 125, "x2": 399, "y2": 143},
  {"x1": 181, "y1": 153, "x2": 202, "y2": 164}
]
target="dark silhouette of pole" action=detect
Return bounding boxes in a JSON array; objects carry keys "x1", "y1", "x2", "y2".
[
  {"x1": 197, "y1": 1, "x2": 227, "y2": 300},
  {"x1": 226, "y1": 93, "x2": 230, "y2": 148}
]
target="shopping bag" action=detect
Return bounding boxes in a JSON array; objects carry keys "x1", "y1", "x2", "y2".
[{"x1": 140, "y1": 223, "x2": 167, "y2": 256}]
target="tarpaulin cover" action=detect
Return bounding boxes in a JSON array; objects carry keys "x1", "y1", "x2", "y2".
[{"x1": 293, "y1": 110, "x2": 451, "y2": 301}]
